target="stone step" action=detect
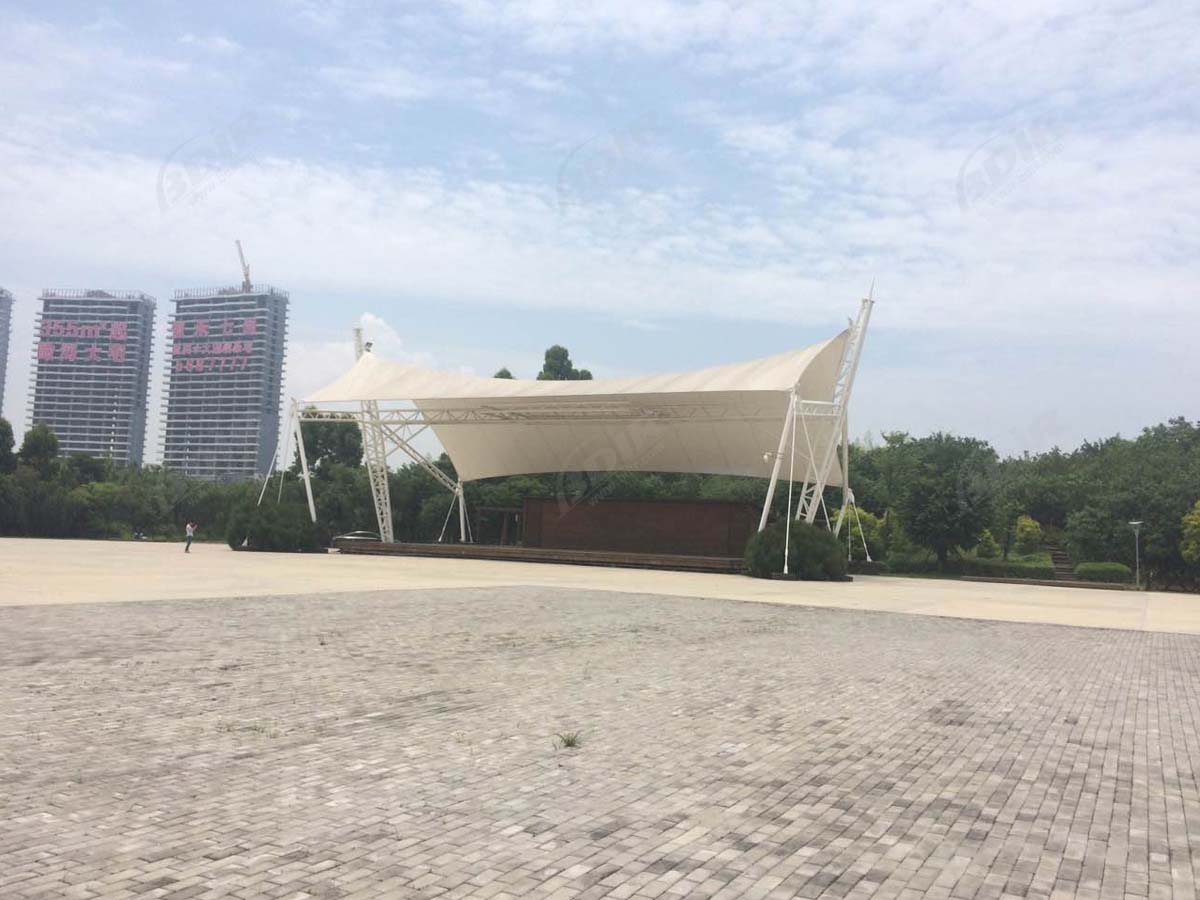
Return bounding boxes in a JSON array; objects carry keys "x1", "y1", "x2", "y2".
[{"x1": 1045, "y1": 545, "x2": 1075, "y2": 580}]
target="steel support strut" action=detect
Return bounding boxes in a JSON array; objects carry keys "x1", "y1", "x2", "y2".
[
  {"x1": 353, "y1": 329, "x2": 395, "y2": 543},
  {"x1": 291, "y1": 401, "x2": 317, "y2": 523},
  {"x1": 758, "y1": 391, "x2": 797, "y2": 532},
  {"x1": 794, "y1": 290, "x2": 874, "y2": 526}
]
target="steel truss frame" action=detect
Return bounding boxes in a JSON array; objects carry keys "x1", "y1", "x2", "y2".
[
  {"x1": 757, "y1": 290, "x2": 874, "y2": 541},
  {"x1": 290, "y1": 396, "x2": 468, "y2": 544},
  {"x1": 296, "y1": 400, "x2": 841, "y2": 427}
]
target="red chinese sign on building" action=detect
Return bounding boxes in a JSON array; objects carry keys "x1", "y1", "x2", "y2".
[
  {"x1": 37, "y1": 319, "x2": 134, "y2": 365},
  {"x1": 171, "y1": 317, "x2": 259, "y2": 374},
  {"x1": 172, "y1": 317, "x2": 257, "y2": 339}
]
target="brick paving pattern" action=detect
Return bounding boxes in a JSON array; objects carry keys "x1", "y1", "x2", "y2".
[{"x1": 2, "y1": 587, "x2": 1199, "y2": 899}]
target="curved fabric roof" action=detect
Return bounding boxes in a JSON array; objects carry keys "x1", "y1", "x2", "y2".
[{"x1": 305, "y1": 331, "x2": 849, "y2": 483}]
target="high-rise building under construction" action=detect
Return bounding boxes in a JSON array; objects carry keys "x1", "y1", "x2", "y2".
[
  {"x1": 160, "y1": 246, "x2": 288, "y2": 481},
  {"x1": 29, "y1": 289, "x2": 156, "y2": 464},
  {"x1": 0, "y1": 287, "x2": 12, "y2": 415}
]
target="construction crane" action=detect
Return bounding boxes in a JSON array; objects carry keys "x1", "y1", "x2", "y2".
[{"x1": 235, "y1": 240, "x2": 252, "y2": 292}]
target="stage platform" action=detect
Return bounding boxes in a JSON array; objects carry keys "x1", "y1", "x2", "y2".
[{"x1": 333, "y1": 539, "x2": 745, "y2": 574}]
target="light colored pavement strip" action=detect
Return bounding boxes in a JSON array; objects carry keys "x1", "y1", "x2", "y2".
[
  {"x1": 2, "y1": 537, "x2": 1198, "y2": 634},
  {"x1": 2, "y1": 586, "x2": 1199, "y2": 900}
]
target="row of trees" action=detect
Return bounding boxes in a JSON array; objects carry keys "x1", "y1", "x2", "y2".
[
  {"x1": 1, "y1": 343, "x2": 1196, "y2": 588},
  {"x1": 846, "y1": 419, "x2": 1200, "y2": 588},
  {"x1": 4, "y1": 413, "x2": 1196, "y2": 587},
  {"x1": 0, "y1": 421, "x2": 259, "y2": 541}
]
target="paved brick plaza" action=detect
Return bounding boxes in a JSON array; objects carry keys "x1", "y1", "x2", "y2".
[{"x1": 2, "y1": 588, "x2": 1199, "y2": 900}]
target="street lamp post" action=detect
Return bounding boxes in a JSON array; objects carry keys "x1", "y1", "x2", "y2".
[{"x1": 1129, "y1": 520, "x2": 1143, "y2": 588}]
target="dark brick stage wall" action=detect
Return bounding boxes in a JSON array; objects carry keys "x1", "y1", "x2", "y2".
[{"x1": 521, "y1": 498, "x2": 757, "y2": 557}]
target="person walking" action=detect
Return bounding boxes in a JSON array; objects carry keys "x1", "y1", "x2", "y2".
[{"x1": 185, "y1": 521, "x2": 196, "y2": 553}]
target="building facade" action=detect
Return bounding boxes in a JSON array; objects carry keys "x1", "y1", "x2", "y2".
[
  {"x1": 160, "y1": 285, "x2": 288, "y2": 480},
  {"x1": 0, "y1": 288, "x2": 12, "y2": 415},
  {"x1": 29, "y1": 289, "x2": 156, "y2": 465}
]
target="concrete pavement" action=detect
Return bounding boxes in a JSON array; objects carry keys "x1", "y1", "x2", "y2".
[{"x1": 1, "y1": 537, "x2": 1197, "y2": 634}]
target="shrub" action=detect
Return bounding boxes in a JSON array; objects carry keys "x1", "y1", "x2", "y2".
[
  {"x1": 226, "y1": 502, "x2": 327, "y2": 552},
  {"x1": 1182, "y1": 500, "x2": 1200, "y2": 565},
  {"x1": 848, "y1": 559, "x2": 887, "y2": 576},
  {"x1": 1074, "y1": 562, "x2": 1134, "y2": 584},
  {"x1": 745, "y1": 520, "x2": 847, "y2": 580},
  {"x1": 885, "y1": 553, "x2": 1054, "y2": 580},
  {"x1": 963, "y1": 557, "x2": 1055, "y2": 580},
  {"x1": 1013, "y1": 515, "x2": 1043, "y2": 555},
  {"x1": 975, "y1": 528, "x2": 1000, "y2": 559}
]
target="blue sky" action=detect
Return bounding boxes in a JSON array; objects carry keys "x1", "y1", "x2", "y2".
[{"x1": 0, "y1": 0, "x2": 1197, "y2": 460}]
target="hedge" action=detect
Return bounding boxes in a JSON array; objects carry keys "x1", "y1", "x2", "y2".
[
  {"x1": 226, "y1": 501, "x2": 328, "y2": 553},
  {"x1": 745, "y1": 520, "x2": 847, "y2": 580},
  {"x1": 886, "y1": 554, "x2": 1056, "y2": 580},
  {"x1": 1074, "y1": 561, "x2": 1134, "y2": 584}
]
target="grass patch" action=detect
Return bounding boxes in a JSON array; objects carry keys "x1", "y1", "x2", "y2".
[{"x1": 554, "y1": 731, "x2": 583, "y2": 750}]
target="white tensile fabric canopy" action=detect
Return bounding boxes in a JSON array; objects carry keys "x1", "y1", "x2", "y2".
[{"x1": 304, "y1": 331, "x2": 849, "y2": 484}]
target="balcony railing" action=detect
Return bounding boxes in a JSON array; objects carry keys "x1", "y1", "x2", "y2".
[
  {"x1": 173, "y1": 284, "x2": 289, "y2": 300},
  {"x1": 40, "y1": 289, "x2": 155, "y2": 301}
]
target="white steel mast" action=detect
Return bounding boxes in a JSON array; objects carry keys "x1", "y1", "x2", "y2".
[
  {"x1": 354, "y1": 327, "x2": 395, "y2": 542},
  {"x1": 757, "y1": 289, "x2": 874, "y2": 534}
]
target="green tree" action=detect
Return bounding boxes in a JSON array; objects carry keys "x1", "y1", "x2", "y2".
[
  {"x1": 292, "y1": 410, "x2": 363, "y2": 475},
  {"x1": 67, "y1": 452, "x2": 113, "y2": 484},
  {"x1": 846, "y1": 507, "x2": 885, "y2": 561},
  {"x1": 899, "y1": 433, "x2": 996, "y2": 569},
  {"x1": 975, "y1": 528, "x2": 1000, "y2": 559},
  {"x1": 537, "y1": 345, "x2": 592, "y2": 381},
  {"x1": 0, "y1": 474, "x2": 23, "y2": 532},
  {"x1": 1013, "y1": 514, "x2": 1043, "y2": 555},
  {"x1": 846, "y1": 432, "x2": 918, "y2": 515},
  {"x1": 1051, "y1": 418, "x2": 1198, "y2": 587},
  {"x1": 1066, "y1": 506, "x2": 1117, "y2": 563},
  {"x1": 0, "y1": 417, "x2": 15, "y2": 474},
  {"x1": 1182, "y1": 500, "x2": 1200, "y2": 565},
  {"x1": 19, "y1": 424, "x2": 59, "y2": 473},
  {"x1": 493, "y1": 367, "x2": 514, "y2": 379},
  {"x1": 880, "y1": 508, "x2": 915, "y2": 558}
]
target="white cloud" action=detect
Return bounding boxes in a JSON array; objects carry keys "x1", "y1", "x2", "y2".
[
  {"x1": 1, "y1": 122, "x2": 1195, "y2": 337},
  {"x1": 319, "y1": 64, "x2": 435, "y2": 103},
  {"x1": 178, "y1": 33, "x2": 242, "y2": 54},
  {"x1": 269, "y1": 311, "x2": 451, "y2": 462},
  {"x1": 1, "y1": 2, "x2": 1197, "y2": 457},
  {"x1": 499, "y1": 68, "x2": 569, "y2": 95},
  {"x1": 0, "y1": 13, "x2": 189, "y2": 141}
]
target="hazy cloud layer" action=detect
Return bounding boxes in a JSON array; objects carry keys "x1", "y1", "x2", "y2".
[{"x1": 0, "y1": 1, "x2": 1196, "y2": 459}]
